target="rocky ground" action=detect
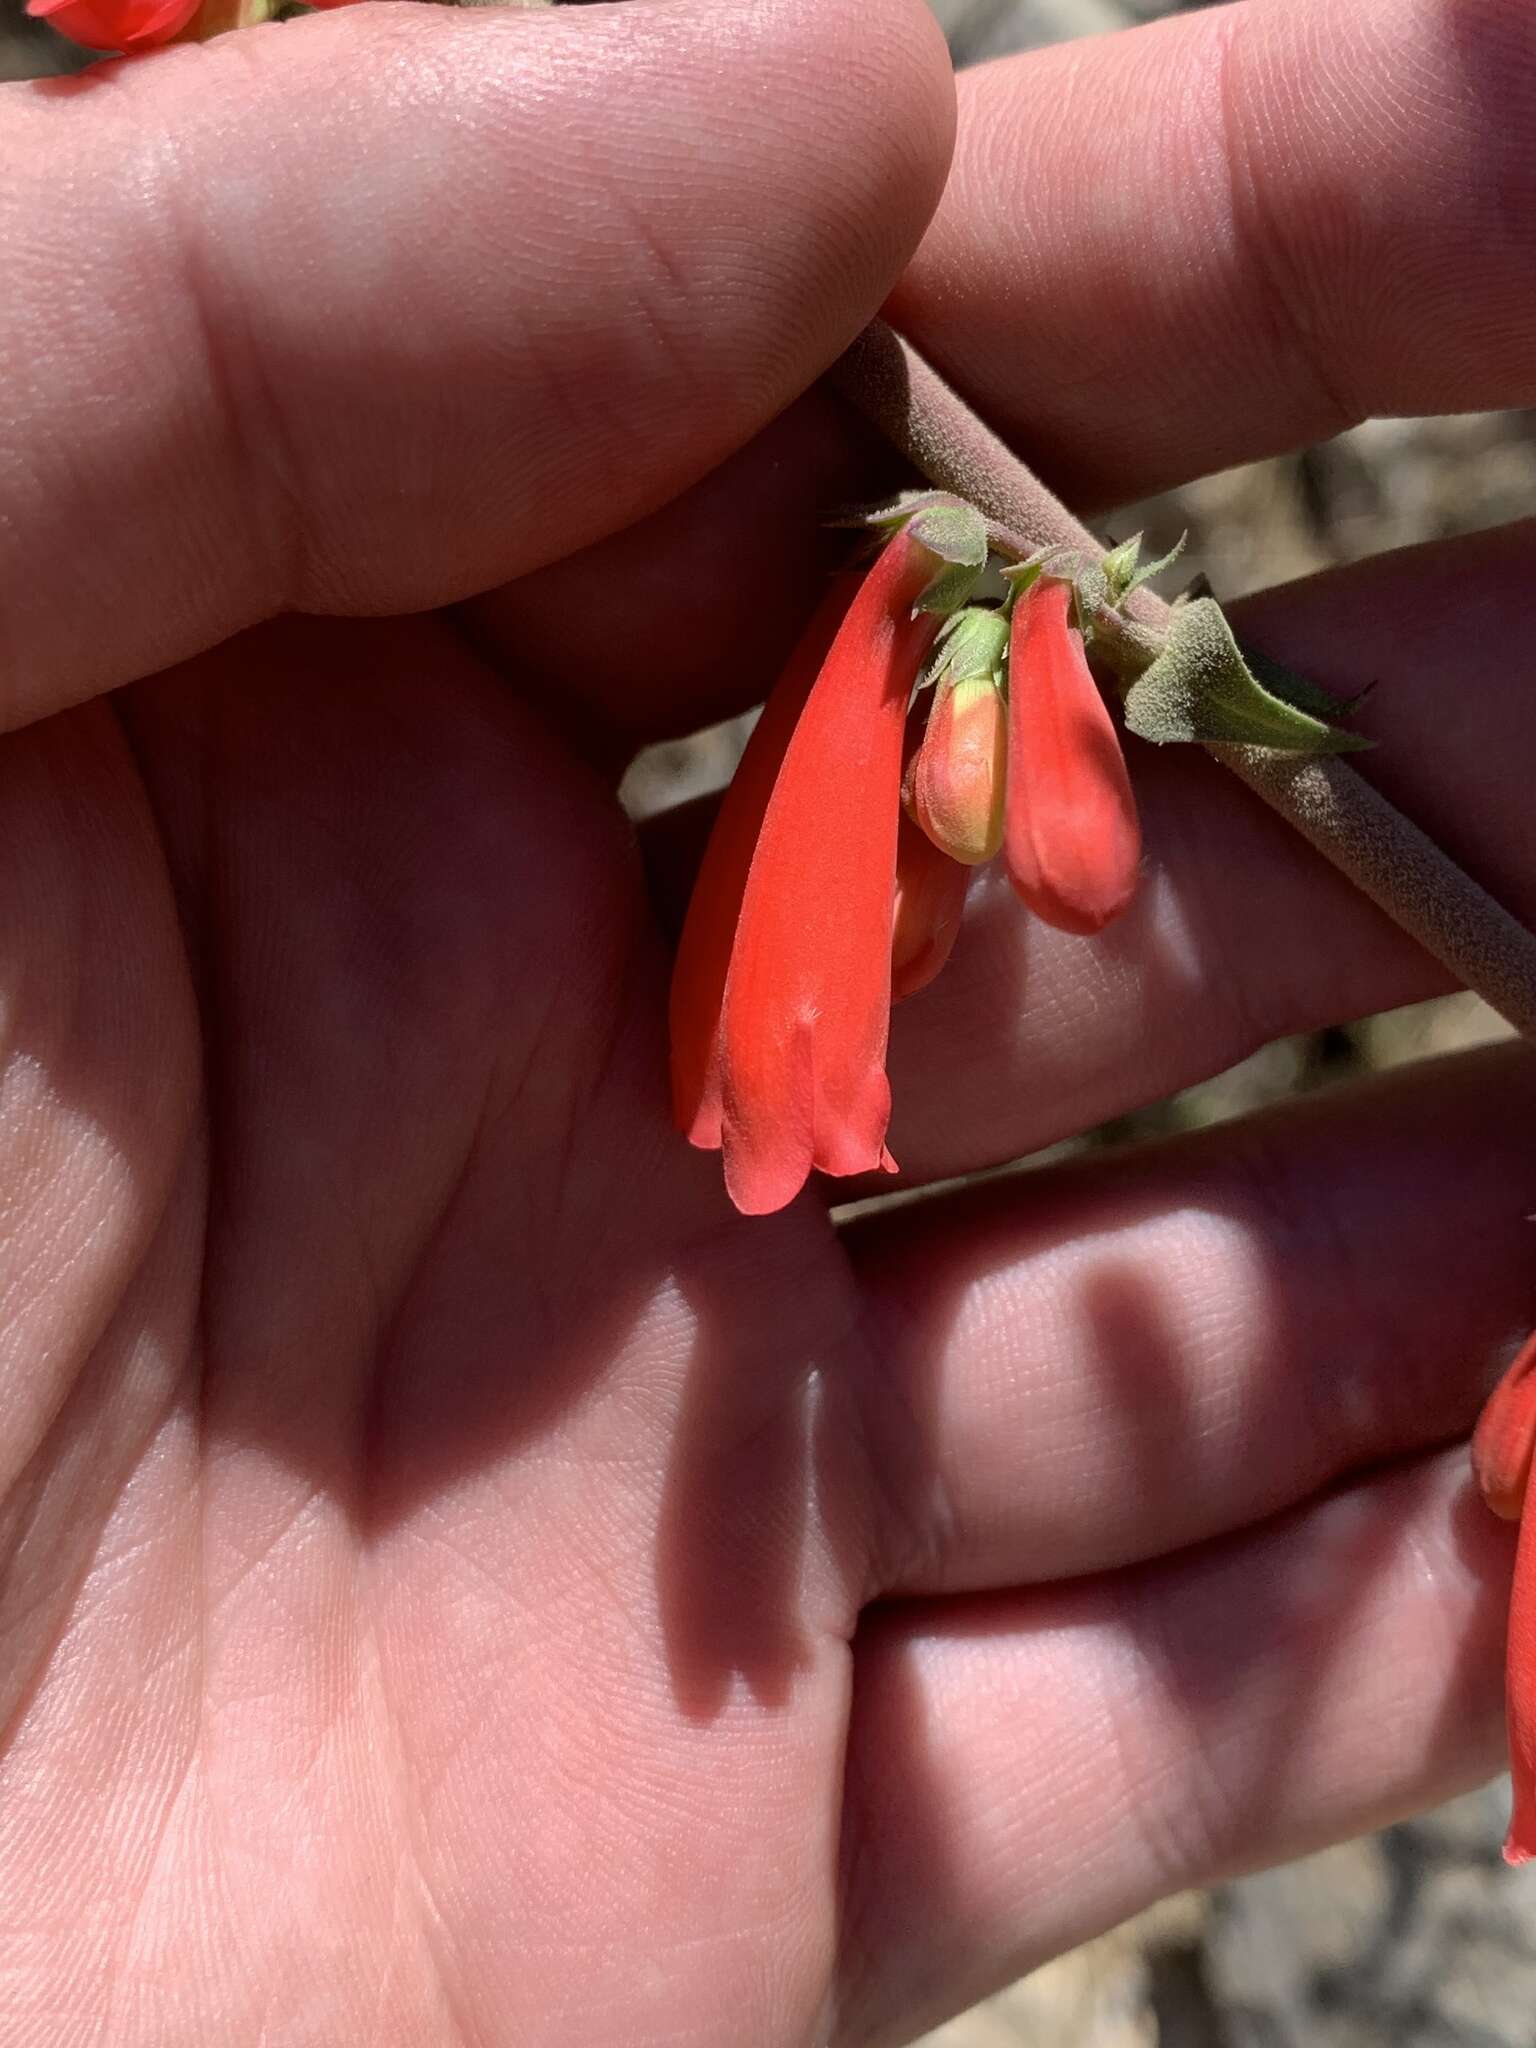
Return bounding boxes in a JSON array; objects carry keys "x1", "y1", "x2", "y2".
[{"x1": 6, "y1": 0, "x2": 1536, "y2": 2039}]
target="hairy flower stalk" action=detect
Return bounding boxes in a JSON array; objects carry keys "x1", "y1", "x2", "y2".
[
  {"x1": 832, "y1": 316, "x2": 1536, "y2": 1042},
  {"x1": 1004, "y1": 579, "x2": 1142, "y2": 934},
  {"x1": 670, "y1": 531, "x2": 946, "y2": 1215},
  {"x1": 1473, "y1": 1329, "x2": 1536, "y2": 1862}
]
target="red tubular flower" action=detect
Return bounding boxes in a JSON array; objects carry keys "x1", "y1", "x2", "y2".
[
  {"x1": 1507, "y1": 1507, "x2": 1536, "y2": 1866},
  {"x1": 670, "y1": 532, "x2": 942, "y2": 1215},
  {"x1": 669, "y1": 578, "x2": 857, "y2": 1151},
  {"x1": 27, "y1": 0, "x2": 198, "y2": 47},
  {"x1": 891, "y1": 811, "x2": 970, "y2": 1000},
  {"x1": 1003, "y1": 578, "x2": 1142, "y2": 935},
  {"x1": 1474, "y1": 1327, "x2": 1536, "y2": 1862},
  {"x1": 1473, "y1": 1330, "x2": 1536, "y2": 1522}
]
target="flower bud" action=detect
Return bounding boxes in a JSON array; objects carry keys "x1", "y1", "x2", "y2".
[
  {"x1": 908, "y1": 674, "x2": 1007, "y2": 867},
  {"x1": 1004, "y1": 578, "x2": 1141, "y2": 935},
  {"x1": 906, "y1": 605, "x2": 1008, "y2": 868}
]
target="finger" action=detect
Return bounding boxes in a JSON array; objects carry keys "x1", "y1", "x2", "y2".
[
  {"x1": 0, "y1": 0, "x2": 952, "y2": 722},
  {"x1": 467, "y1": 387, "x2": 903, "y2": 763},
  {"x1": 887, "y1": 0, "x2": 1536, "y2": 506},
  {"x1": 834, "y1": 1452, "x2": 1509, "y2": 2045},
  {"x1": 843, "y1": 1042, "x2": 1536, "y2": 1600},
  {"x1": 874, "y1": 521, "x2": 1536, "y2": 1189}
]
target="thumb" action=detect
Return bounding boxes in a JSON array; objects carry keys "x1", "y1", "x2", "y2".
[{"x1": 0, "y1": 0, "x2": 953, "y2": 722}]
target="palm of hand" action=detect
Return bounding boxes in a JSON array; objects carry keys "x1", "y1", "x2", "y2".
[
  {"x1": 18, "y1": 579, "x2": 1524, "y2": 2048},
  {"x1": 6, "y1": 606, "x2": 891, "y2": 2045}
]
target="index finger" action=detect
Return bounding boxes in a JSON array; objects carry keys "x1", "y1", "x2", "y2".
[
  {"x1": 888, "y1": 0, "x2": 1536, "y2": 508},
  {"x1": 0, "y1": 0, "x2": 952, "y2": 723}
]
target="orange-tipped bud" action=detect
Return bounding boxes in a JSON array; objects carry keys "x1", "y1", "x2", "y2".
[
  {"x1": 908, "y1": 674, "x2": 1007, "y2": 866},
  {"x1": 1004, "y1": 579, "x2": 1141, "y2": 935}
]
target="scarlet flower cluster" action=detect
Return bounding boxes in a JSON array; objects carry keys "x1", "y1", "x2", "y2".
[
  {"x1": 1473, "y1": 1327, "x2": 1536, "y2": 1862},
  {"x1": 670, "y1": 520, "x2": 1141, "y2": 1216},
  {"x1": 27, "y1": 0, "x2": 350, "y2": 55}
]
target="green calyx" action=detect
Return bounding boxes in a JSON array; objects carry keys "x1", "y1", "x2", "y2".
[
  {"x1": 903, "y1": 501, "x2": 990, "y2": 616},
  {"x1": 925, "y1": 606, "x2": 1009, "y2": 691},
  {"x1": 840, "y1": 492, "x2": 991, "y2": 617}
]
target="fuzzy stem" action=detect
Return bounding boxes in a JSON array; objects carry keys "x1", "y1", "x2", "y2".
[{"x1": 831, "y1": 317, "x2": 1536, "y2": 1041}]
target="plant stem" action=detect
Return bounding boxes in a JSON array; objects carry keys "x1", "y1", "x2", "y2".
[{"x1": 831, "y1": 317, "x2": 1536, "y2": 1041}]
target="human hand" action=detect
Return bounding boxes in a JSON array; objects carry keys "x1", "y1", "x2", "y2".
[{"x1": 1, "y1": 0, "x2": 1534, "y2": 2041}]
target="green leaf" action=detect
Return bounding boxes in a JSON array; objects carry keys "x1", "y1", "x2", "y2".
[
  {"x1": 1123, "y1": 598, "x2": 1371, "y2": 753},
  {"x1": 1238, "y1": 638, "x2": 1371, "y2": 721}
]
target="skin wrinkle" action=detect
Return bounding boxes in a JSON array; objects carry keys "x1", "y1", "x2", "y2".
[
  {"x1": 165, "y1": 144, "x2": 308, "y2": 629},
  {"x1": 842, "y1": 1279, "x2": 967, "y2": 1606},
  {"x1": 1211, "y1": 7, "x2": 1361, "y2": 445}
]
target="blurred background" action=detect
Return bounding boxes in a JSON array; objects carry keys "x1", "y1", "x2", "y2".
[{"x1": 5, "y1": 0, "x2": 1536, "y2": 2037}]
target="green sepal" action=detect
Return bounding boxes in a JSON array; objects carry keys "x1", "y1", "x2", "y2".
[
  {"x1": 1101, "y1": 532, "x2": 1189, "y2": 608},
  {"x1": 925, "y1": 606, "x2": 1009, "y2": 691},
  {"x1": 998, "y1": 548, "x2": 1060, "y2": 613},
  {"x1": 1123, "y1": 598, "x2": 1371, "y2": 753},
  {"x1": 904, "y1": 501, "x2": 990, "y2": 617},
  {"x1": 1001, "y1": 544, "x2": 1078, "y2": 584},
  {"x1": 836, "y1": 487, "x2": 966, "y2": 534},
  {"x1": 1124, "y1": 534, "x2": 1187, "y2": 602}
]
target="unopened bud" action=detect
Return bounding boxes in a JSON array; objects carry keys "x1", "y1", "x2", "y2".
[
  {"x1": 1004, "y1": 579, "x2": 1141, "y2": 935},
  {"x1": 906, "y1": 606, "x2": 1009, "y2": 867},
  {"x1": 908, "y1": 674, "x2": 1007, "y2": 866}
]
